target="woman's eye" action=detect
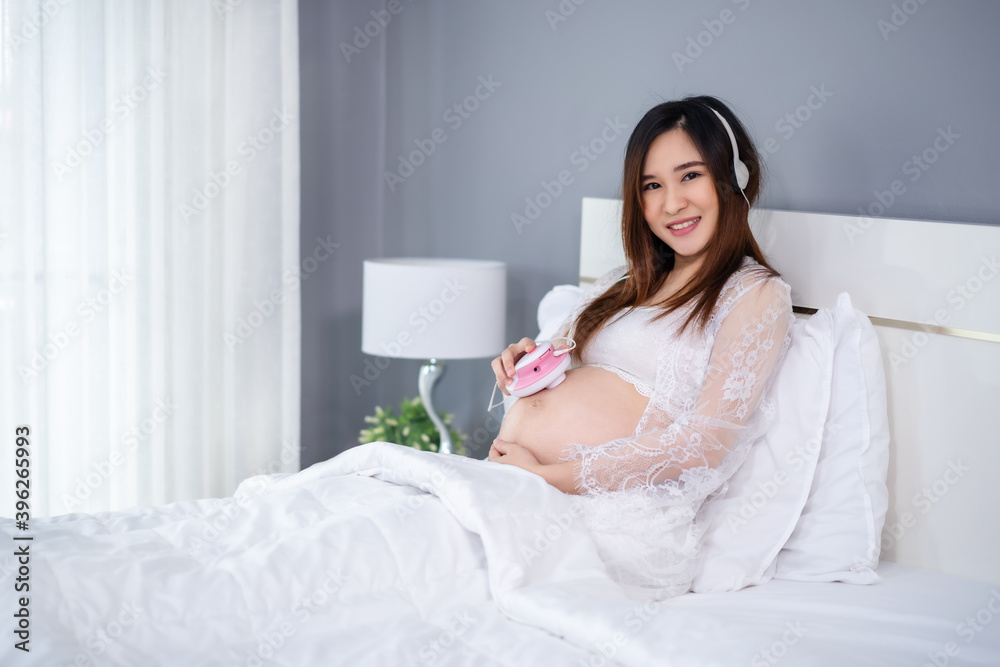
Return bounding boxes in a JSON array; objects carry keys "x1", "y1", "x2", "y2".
[
  {"x1": 643, "y1": 182, "x2": 660, "y2": 191},
  {"x1": 682, "y1": 171, "x2": 701, "y2": 181}
]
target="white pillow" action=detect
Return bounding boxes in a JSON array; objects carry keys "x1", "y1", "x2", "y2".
[
  {"x1": 689, "y1": 306, "x2": 836, "y2": 593},
  {"x1": 537, "y1": 284, "x2": 584, "y2": 340},
  {"x1": 773, "y1": 292, "x2": 890, "y2": 583}
]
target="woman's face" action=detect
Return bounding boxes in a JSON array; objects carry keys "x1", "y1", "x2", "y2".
[{"x1": 640, "y1": 128, "x2": 720, "y2": 271}]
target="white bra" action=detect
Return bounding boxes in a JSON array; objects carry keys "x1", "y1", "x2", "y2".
[{"x1": 578, "y1": 305, "x2": 678, "y2": 398}]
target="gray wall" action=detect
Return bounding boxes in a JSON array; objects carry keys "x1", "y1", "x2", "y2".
[{"x1": 300, "y1": 0, "x2": 1000, "y2": 465}]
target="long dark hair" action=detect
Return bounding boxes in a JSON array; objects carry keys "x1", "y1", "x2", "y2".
[{"x1": 571, "y1": 95, "x2": 779, "y2": 363}]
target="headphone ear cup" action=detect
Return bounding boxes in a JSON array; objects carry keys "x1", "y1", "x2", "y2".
[
  {"x1": 733, "y1": 159, "x2": 750, "y2": 190},
  {"x1": 706, "y1": 106, "x2": 750, "y2": 195}
]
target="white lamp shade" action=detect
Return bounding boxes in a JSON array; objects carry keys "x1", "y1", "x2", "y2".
[{"x1": 362, "y1": 258, "x2": 506, "y2": 360}]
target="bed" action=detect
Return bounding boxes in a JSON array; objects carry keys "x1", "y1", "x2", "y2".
[{"x1": 3, "y1": 201, "x2": 999, "y2": 666}]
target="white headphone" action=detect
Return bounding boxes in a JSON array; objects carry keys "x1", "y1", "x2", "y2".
[{"x1": 706, "y1": 106, "x2": 751, "y2": 207}]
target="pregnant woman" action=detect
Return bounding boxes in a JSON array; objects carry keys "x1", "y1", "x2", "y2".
[{"x1": 488, "y1": 96, "x2": 795, "y2": 599}]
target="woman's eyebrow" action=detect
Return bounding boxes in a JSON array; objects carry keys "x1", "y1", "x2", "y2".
[
  {"x1": 673, "y1": 160, "x2": 705, "y2": 172},
  {"x1": 641, "y1": 161, "x2": 706, "y2": 181}
]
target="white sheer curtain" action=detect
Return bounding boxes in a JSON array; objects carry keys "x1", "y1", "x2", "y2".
[{"x1": 0, "y1": 0, "x2": 300, "y2": 517}]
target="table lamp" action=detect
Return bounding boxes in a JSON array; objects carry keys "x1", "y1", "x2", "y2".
[{"x1": 361, "y1": 258, "x2": 506, "y2": 455}]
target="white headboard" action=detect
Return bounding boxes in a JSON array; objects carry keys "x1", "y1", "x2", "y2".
[{"x1": 580, "y1": 197, "x2": 1000, "y2": 586}]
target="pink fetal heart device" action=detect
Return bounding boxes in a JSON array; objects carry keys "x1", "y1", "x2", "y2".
[{"x1": 507, "y1": 341, "x2": 573, "y2": 397}]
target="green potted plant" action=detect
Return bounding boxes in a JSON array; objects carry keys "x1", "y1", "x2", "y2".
[{"x1": 358, "y1": 396, "x2": 466, "y2": 456}]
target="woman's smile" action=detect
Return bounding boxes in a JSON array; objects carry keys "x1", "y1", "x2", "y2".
[{"x1": 668, "y1": 216, "x2": 700, "y2": 235}]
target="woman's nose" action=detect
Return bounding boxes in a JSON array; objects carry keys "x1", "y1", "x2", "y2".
[{"x1": 664, "y1": 186, "x2": 687, "y2": 215}]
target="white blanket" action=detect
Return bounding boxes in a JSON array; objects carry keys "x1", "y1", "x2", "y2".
[{"x1": 1, "y1": 443, "x2": 757, "y2": 666}]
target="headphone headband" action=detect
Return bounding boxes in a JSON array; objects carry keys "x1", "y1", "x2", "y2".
[{"x1": 705, "y1": 106, "x2": 751, "y2": 207}]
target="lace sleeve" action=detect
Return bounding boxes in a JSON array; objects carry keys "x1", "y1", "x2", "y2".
[{"x1": 565, "y1": 276, "x2": 793, "y2": 496}]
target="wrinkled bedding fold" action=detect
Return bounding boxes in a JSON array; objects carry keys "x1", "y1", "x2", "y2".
[{"x1": 1, "y1": 443, "x2": 747, "y2": 666}]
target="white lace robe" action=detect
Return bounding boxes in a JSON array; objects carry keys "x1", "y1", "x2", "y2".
[{"x1": 553, "y1": 257, "x2": 794, "y2": 600}]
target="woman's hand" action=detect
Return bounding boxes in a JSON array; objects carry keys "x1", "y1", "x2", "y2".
[
  {"x1": 488, "y1": 437, "x2": 581, "y2": 495},
  {"x1": 488, "y1": 437, "x2": 540, "y2": 469},
  {"x1": 490, "y1": 337, "x2": 536, "y2": 396}
]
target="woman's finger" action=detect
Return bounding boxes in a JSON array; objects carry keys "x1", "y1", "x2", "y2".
[
  {"x1": 502, "y1": 338, "x2": 536, "y2": 377},
  {"x1": 501, "y1": 347, "x2": 517, "y2": 377},
  {"x1": 490, "y1": 357, "x2": 509, "y2": 392},
  {"x1": 491, "y1": 358, "x2": 511, "y2": 395}
]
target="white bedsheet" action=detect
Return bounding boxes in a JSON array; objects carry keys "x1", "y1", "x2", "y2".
[
  {"x1": 2, "y1": 442, "x2": 998, "y2": 666},
  {"x1": 664, "y1": 560, "x2": 1000, "y2": 666}
]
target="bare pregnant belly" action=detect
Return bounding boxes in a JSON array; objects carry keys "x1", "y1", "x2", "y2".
[{"x1": 496, "y1": 366, "x2": 648, "y2": 465}]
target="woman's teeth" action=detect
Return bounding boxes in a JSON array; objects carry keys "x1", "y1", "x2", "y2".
[{"x1": 669, "y1": 217, "x2": 699, "y2": 230}]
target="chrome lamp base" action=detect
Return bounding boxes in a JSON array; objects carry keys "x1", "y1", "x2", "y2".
[{"x1": 418, "y1": 358, "x2": 454, "y2": 455}]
